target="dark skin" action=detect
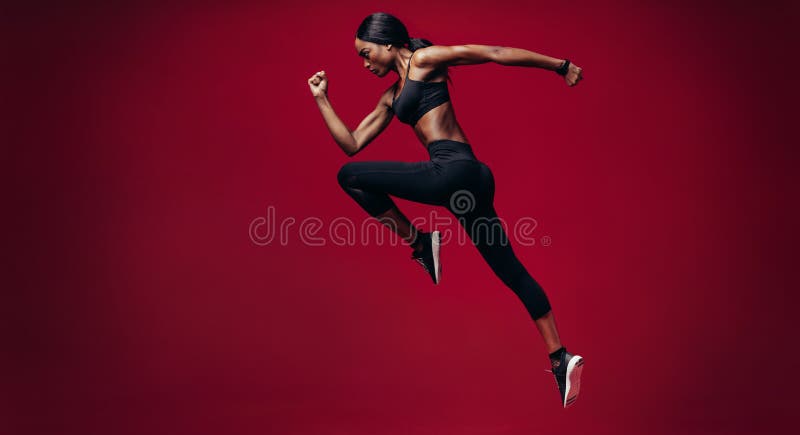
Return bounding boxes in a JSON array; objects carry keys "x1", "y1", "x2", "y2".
[
  {"x1": 353, "y1": 39, "x2": 470, "y2": 147},
  {"x1": 308, "y1": 40, "x2": 584, "y2": 354},
  {"x1": 308, "y1": 40, "x2": 583, "y2": 152}
]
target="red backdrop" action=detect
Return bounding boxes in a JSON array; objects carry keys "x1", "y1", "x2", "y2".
[{"x1": 5, "y1": 1, "x2": 798, "y2": 434}]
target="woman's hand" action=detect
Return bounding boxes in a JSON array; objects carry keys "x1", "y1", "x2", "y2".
[
  {"x1": 564, "y1": 62, "x2": 583, "y2": 87},
  {"x1": 308, "y1": 70, "x2": 328, "y2": 98}
]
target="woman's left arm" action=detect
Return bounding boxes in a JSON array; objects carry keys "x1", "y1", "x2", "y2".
[{"x1": 416, "y1": 45, "x2": 583, "y2": 86}]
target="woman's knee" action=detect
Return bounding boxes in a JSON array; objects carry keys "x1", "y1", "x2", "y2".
[{"x1": 337, "y1": 162, "x2": 358, "y2": 190}]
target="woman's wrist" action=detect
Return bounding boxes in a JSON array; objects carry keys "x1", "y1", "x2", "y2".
[{"x1": 555, "y1": 59, "x2": 570, "y2": 76}]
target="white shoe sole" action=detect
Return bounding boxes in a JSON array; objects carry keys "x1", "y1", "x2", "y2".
[
  {"x1": 564, "y1": 355, "x2": 584, "y2": 408},
  {"x1": 431, "y1": 231, "x2": 441, "y2": 284}
]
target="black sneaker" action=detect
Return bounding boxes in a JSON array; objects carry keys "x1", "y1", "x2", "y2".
[
  {"x1": 410, "y1": 231, "x2": 441, "y2": 284},
  {"x1": 545, "y1": 349, "x2": 584, "y2": 408}
]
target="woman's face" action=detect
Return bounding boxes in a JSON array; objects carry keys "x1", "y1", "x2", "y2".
[{"x1": 354, "y1": 38, "x2": 393, "y2": 77}]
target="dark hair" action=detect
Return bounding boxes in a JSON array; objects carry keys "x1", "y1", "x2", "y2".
[{"x1": 356, "y1": 12, "x2": 452, "y2": 83}]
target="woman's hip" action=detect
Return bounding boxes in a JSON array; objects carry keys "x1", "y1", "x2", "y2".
[
  {"x1": 427, "y1": 139, "x2": 478, "y2": 162},
  {"x1": 434, "y1": 159, "x2": 495, "y2": 212}
]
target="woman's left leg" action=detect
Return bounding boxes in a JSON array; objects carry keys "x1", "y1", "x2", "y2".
[
  {"x1": 456, "y1": 203, "x2": 562, "y2": 352},
  {"x1": 459, "y1": 203, "x2": 585, "y2": 407},
  {"x1": 440, "y1": 160, "x2": 562, "y2": 352}
]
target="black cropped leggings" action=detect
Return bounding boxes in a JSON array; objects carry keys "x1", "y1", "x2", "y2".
[{"x1": 337, "y1": 139, "x2": 552, "y2": 320}]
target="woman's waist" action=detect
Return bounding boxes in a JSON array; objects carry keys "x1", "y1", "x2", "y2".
[{"x1": 426, "y1": 139, "x2": 477, "y2": 162}]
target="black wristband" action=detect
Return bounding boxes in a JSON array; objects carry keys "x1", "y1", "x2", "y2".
[{"x1": 555, "y1": 59, "x2": 570, "y2": 76}]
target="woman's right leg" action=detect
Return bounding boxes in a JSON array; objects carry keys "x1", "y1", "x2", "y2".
[
  {"x1": 337, "y1": 160, "x2": 447, "y2": 248},
  {"x1": 374, "y1": 206, "x2": 418, "y2": 247}
]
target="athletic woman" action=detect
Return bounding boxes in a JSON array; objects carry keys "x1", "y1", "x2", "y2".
[{"x1": 307, "y1": 12, "x2": 585, "y2": 408}]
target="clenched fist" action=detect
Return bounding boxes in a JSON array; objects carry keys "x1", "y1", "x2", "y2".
[
  {"x1": 565, "y1": 62, "x2": 583, "y2": 87},
  {"x1": 308, "y1": 70, "x2": 328, "y2": 97}
]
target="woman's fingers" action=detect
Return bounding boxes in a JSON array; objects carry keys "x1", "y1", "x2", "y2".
[
  {"x1": 566, "y1": 64, "x2": 583, "y2": 87},
  {"x1": 307, "y1": 70, "x2": 329, "y2": 97},
  {"x1": 308, "y1": 70, "x2": 327, "y2": 86}
]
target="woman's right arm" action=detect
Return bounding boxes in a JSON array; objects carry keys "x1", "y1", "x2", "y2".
[{"x1": 308, "y1": 70, "x2": 394, "y2": 157}]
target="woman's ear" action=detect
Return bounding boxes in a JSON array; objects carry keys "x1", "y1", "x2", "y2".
[{"x1": 386, "y1": 44, "x2": 393, "y2": 51}]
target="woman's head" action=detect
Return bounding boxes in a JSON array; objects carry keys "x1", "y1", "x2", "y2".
[{"x1": 355, "y1": 12, "x2": 433, "y2": 77}]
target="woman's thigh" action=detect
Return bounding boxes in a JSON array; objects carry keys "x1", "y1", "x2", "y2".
[{"x1": 338, "y1": 160, "x2": 450, "y2": 206}]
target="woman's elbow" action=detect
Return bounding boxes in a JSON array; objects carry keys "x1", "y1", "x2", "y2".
[{"x1": 344, "y1": 143, "x2": 361, "y2": 157}]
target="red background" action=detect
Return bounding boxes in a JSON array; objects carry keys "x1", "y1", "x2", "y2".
[{"x1": 5, "y1": 1, "x2": 798, "y2": 434}]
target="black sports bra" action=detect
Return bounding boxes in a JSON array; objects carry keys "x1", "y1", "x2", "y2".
[{"x1": 391, "y1": 51, "x2": 451, "y2": 126}]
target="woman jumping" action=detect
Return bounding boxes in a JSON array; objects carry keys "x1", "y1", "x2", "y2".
[{"x1": 307, "y1": 12, "x2": 585, "y2": 408}]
